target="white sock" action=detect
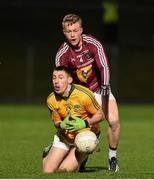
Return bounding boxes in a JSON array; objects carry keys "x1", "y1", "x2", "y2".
[{"x1": 109, "y1": 148, "x2": 117, "y2": 160}]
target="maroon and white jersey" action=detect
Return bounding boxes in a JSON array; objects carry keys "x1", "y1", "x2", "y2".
[{"x1": 55, "y1": 34, "x2": 110, "y2": 92}]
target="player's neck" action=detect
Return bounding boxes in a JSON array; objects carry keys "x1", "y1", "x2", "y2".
[
  {"x1": 62, "y1": 85, "x2": 72, "y2": 97},
  {"x1": 75, "y1": 43, "x2": 82, "y2": 52},
  {"x1": 62, "y1": 84, "x2": 75, "y2": 99},
  {"x1": 71, "y1": 37, "x2": 82, "y2": 51}
]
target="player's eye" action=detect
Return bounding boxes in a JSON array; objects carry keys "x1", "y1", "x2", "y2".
[
  {"x1": 65, "y1": 30, "x2": 71, "y2": 34},
  {"x1": 73, "y1": 29, "x2": 79, "y2": 32},
  {"x1": 59, "y1": 75, "x2": 64, "y2": 79}
]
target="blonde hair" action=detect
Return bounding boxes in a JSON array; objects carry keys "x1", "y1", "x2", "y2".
[{"x1": 62, "y1": 14, "x2": 82, "y2": 28}]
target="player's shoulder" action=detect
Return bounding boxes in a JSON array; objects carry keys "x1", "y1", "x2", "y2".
[
  {"x1": 57, "y1": 42, "x2": 69, "y2": 52},
  {"x1": 47, "y1": 92, "x2": 56, "y2": 104},
  {"x1": 47, "y1": 92, "x2": 59, "y2": 111},
  {"x1": 82, "y1": 34, "x2": 102, "y2": 46},
  {"x1": 56, "y1": 42, "x2": 70, "y2": 59},
  {"x1": 74, "y1": 84, "x2": 93, "y2": 96},
  {"x1": 82, "y1": 34, "x2": 99, "y2": 42}
]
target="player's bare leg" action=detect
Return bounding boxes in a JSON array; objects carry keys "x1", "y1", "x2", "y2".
[
  {"x1": 107, "y1": 99, "x2": 120, "y2": 148},
  {"x1": 42, "y1": 146, "x2": 68, "y2": 173},
  {"x1": 107, "y1": 99, "x2": 120, "y2": 172},
  {"x1": 59, "y1": 147, "x2": 88, "y2": 172},
  {"x1": 94, "y1": 92, "x2": 120, "y2": 172}
]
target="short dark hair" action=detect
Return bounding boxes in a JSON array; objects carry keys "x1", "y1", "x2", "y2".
[{"x1": 53, "y1": 66, "x2": 73, "y2": 77}]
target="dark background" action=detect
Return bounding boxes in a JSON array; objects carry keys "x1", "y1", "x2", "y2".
[{"x1": 0, "y1": 0, "x2": 154, "y2": 104}]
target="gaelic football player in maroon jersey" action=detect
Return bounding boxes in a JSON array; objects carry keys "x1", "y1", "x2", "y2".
[{"x1": 55, "y1": 13, "x2": 120, "y2": 172}]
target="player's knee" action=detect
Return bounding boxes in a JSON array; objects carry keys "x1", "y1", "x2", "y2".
[
  {"x1": 42, "y1": 161, "x2": 56, "y2": 173},
  {"x1": 108, "y1": 116, "x2": 119, "y2": 130}
]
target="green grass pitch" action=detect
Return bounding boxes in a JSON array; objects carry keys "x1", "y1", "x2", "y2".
[{"x1": 0, "y1": 103, "x2": 154, "y2": 178}]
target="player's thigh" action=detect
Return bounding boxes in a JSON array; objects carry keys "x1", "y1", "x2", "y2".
[
  {"x1": 43, "y1": 146, "x2": 68, "y2": 172},
  {"x1": 108, "y1": 98, "x2": 119, "y2": 123},
  {"x1": 93, "y1": 92, "x2": 116, "y2": 106},
  {"x1": 59, "y1": 147, "x2": 87, "y2": 172}
]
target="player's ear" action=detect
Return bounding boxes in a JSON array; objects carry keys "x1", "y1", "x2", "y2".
[
  {"x1": 63, "y1": 29, "x2": 65, "y2": 35},
  {"x1": 80, "y1": 27, "x2": 83, "y2": 34},
  {"x1": 68, "y1": 76, "x2": 73, "y2": 84}
]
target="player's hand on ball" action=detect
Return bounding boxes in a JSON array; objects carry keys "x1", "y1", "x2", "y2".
[
  {"x1": 60, "y1": 120, "x2": 70, "y2": 129},
  {"x1": 67, "y1": 115, "x2": 88, "y2": 132},
  {"x1": 60, "y1": 114, "x2": 71, "y2": 130}
]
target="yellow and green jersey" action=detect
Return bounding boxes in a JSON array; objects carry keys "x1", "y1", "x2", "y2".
[{"x1": 47, "y1": 84, "x2": 101, "y2": 143}]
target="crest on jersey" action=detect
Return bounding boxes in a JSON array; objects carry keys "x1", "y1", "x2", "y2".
[
  {"x1": 76, "y1": 64, "x2": 92, "y2": 83},
  {"x1": 74, "y1": 104, "x2": 81, "y2": 112}
]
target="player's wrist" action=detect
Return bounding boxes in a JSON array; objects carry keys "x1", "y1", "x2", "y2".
[
  {"x1": 100, "y1": 84, "x2": 110, "y2": 96},
  {"x1": 55, "y1": 121, "x2": 61, "y2": 128},
  {"x1": 84, "y1": 120, "x2": 89, "y2": 128}
]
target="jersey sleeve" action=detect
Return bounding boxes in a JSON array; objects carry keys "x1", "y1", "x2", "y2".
[
  {"x1": 55, "y1": 43, "x2": 69, "y2": 67},
  {"x1": 90, "y1": 37, "x2": 110, "y2": 85},
  {"x1": 47, "y1": 95, "x2": 61, "y2": 124},
  {"x1": 82, "y1": 89, "x2": 100, "y2": 114},
  {"x1": 47, "y1": 107, "x2": 61, "y2": 123}
]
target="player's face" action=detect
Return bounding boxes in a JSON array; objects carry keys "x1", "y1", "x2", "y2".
[
  {"x1": 52, "y1": 70, "x2": 73, "y2": 96},
  {"x1": 63, "y1": 22, "x2": 83, "y2": 47}
]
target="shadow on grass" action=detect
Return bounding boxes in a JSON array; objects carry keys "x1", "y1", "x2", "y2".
[{"x1": 83, "y1": 166, "x2": 108, "y2": 172}]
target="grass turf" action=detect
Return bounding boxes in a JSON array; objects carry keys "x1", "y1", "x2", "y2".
[{"x1": 0, "y1": 103, "x2": 154, "y2": 178}]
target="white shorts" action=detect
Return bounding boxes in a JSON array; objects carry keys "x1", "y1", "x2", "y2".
[
  {"x1": 52, "y1": 132, "x2": 101, "y2": 151},
  {"x1": 94, "y1": 92, "x2": 116, "y2": 106},
  {"x1": 52, "y1": 133, "x2": 71, "y2": 151}
]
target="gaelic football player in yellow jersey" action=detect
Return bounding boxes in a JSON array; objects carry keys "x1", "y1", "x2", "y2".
[{"x1": 42, "y1": 66, "x2": 104, "y2": 173}]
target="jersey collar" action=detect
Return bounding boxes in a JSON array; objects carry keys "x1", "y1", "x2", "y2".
[
  {"x1": 54, "y1": 84, "x2": 75, "y2": 100},
  {"x1": 63, "y1": 84, "x2": 75, "y2": 100}
]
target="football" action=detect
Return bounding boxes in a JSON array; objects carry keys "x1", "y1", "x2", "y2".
[{"x1": 75, "y1": 131, "x2": 98, "y2": 154}]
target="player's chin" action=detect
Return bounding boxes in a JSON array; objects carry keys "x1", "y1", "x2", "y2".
[
  {"x1": 70, "y1": 40, "x2": 78, "y2": 46},
  {"x1": 54, "y1": 89, "x2": 61, "y2": 94}
]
